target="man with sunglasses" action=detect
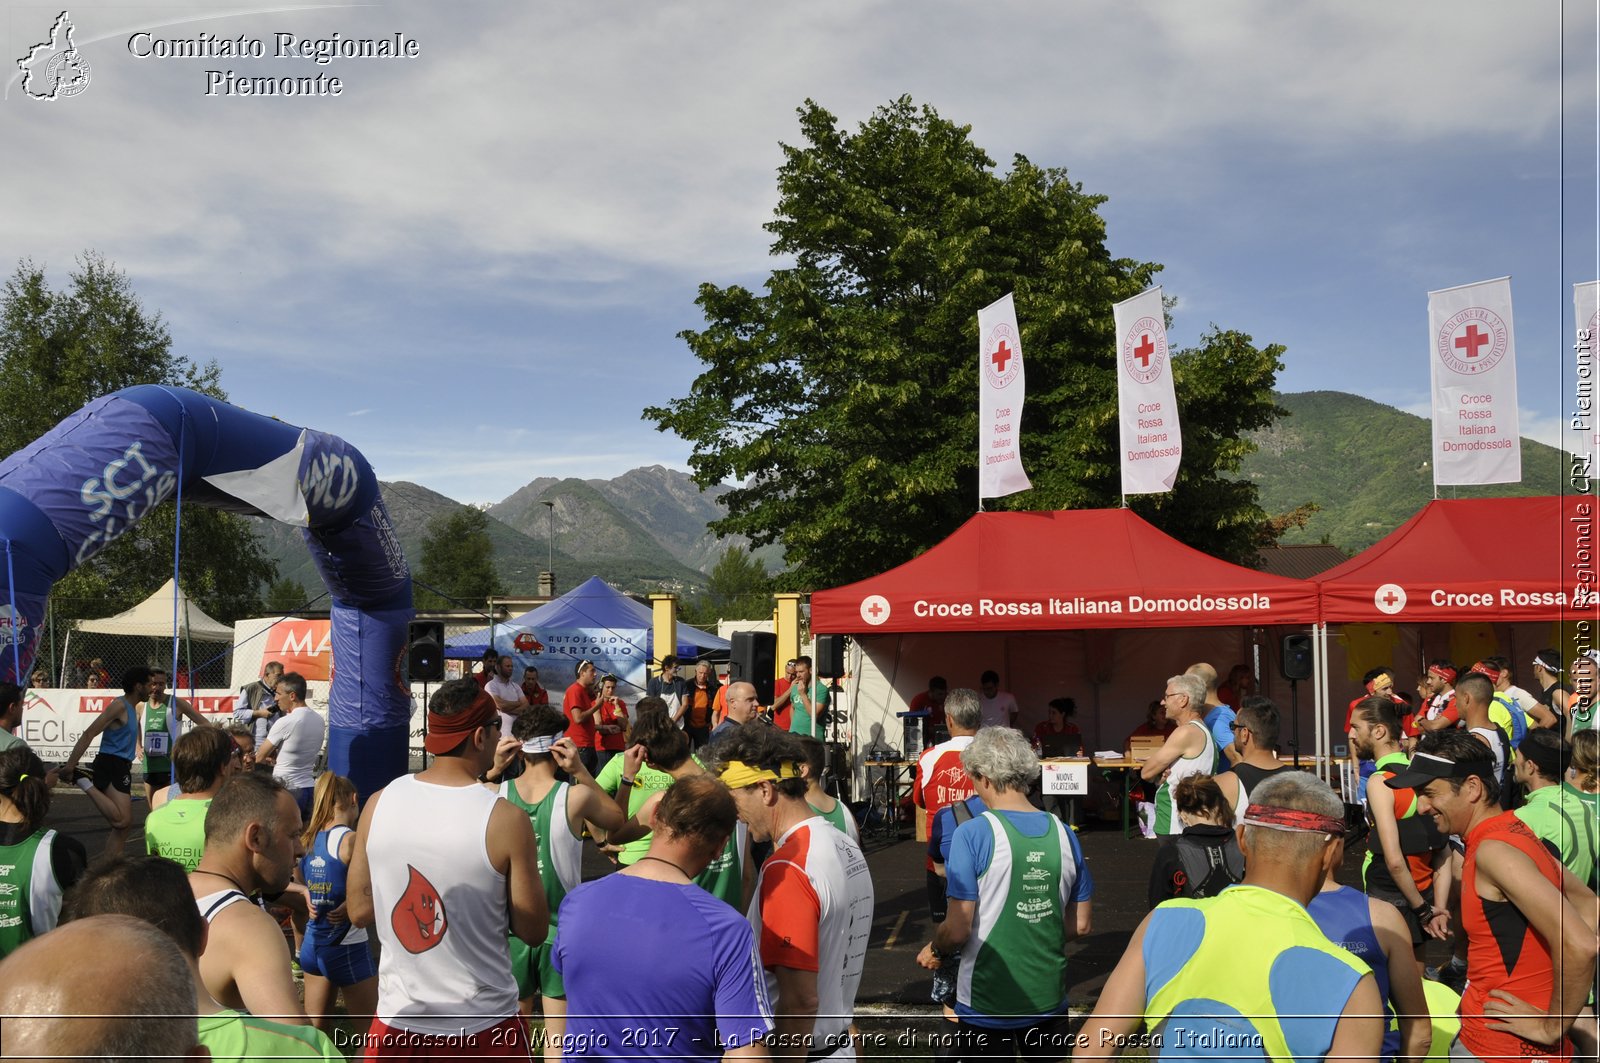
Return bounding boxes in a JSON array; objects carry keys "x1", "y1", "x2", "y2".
[
  {"x1": 348, "y1": 679, "x2": 549, "y2": 1058},
  {"x1": 1214, "y1": 697, "x2": 1296, "y2": 826}
]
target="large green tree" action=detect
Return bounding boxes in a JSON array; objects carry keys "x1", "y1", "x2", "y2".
[
  {"x1": 414, "y1": 507, "x2": 504, "y2": 611},
  {"x1": 0, "y1": 253, "x2": 277, "y2": 622},
  {"x1": 647, "y1": 98, "x2": 1285, "y2": 589},
  {"x1": 682, "y1": 546, "x2": 772, "y2": 626}
]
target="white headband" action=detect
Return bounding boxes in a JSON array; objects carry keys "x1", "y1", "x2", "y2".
[{"x1": 521, "y1": 734, "x2": 559, "y2": 754}]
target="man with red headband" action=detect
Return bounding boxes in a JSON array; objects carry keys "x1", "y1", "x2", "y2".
[
  {"x1": 348, "y1": 679, "x2": 549, "y2": 1059},
  {"x1": 1419, "y1": 661, "x2": 1460, "y2": 733},
  {"x1": 1080, "y1": 772, "x2": 1384, "y2": 1062}
]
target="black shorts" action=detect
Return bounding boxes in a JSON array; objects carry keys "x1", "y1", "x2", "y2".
[
  {"x1": 91, "y1": 753, "x2": 133, "y2": 795},
  {"x1": 144, "y1": 768, "x2": 171, "y2": 792},
  {"x1": 1369, "y1": 888, "x2": 1425, "y2": 947}
]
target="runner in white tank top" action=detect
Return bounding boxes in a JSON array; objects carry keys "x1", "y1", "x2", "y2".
[{"x1": 347, "y1": 680, "x2": 549, "y2": 1055}]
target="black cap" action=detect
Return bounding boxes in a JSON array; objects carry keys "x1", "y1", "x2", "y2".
[{"x1": 1384, "y1": 750, "x2": 1494, "y2": 792}]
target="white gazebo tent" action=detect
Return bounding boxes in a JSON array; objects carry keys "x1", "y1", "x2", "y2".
[{"x1": 65, "y1": 578, "x2": 234, "y2": 686}]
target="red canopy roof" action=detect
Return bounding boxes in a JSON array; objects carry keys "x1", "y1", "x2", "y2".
[
  {"x1": 1316, "y1": 496, "x2": 1594, "y2": 623},
  {"x1": 810, "y1": 509, "x2": 1319, "y2": 634}
]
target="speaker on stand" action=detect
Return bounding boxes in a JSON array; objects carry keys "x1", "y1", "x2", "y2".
[
  {"x1": 1280, "y1": 633, "x2": 1313, "y2": 767},
  {"x1": 407, "y1": 621, "x2": 446, "y2": 768},
  {"x1": 813, "y1": 635, "x2": 849, "y2": 799}
]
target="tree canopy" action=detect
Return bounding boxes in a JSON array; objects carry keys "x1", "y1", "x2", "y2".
[
  {"x1": 646, "y1": 97, "x2": 1285, "y2": 590},
  {"x1": 414, "y1": 507, "x2": 504, "y2": 611},
  {"x1": 681, "y1": 546, "x2": 772, "y2": 626},
  {"x1": 0, "y1": 253, "x2": 277, "y2": 622}
]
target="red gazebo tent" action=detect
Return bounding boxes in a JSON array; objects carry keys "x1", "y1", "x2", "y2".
[
  {"x1": 811, "y1": 509, "x2": 1319, "y2": 634},
  {"x1": 810, "y1": 510, "x2": 1325, "y2": 755},
  {"x1": 1315, "y1": 495, "x2": 1593, "y2": 624}
]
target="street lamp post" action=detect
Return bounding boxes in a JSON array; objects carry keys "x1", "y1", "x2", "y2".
[{"x1": 541, "y1": 500, "x2": 555, "y2": 594}]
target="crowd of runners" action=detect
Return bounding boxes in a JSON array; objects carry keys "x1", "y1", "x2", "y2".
[{"x1": 0, "y1": 649, "x2": 1595, "y2": 1062}]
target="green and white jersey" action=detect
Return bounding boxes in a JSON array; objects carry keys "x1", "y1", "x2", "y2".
[
  {"x1": 947, "y1": 809, "x2": 1084, "y2": 1028},
  {"x1": 500, "y1": 778, "x2": 583, "y2": 920},
  {"x1": 694, "y1": 820, "x2": 748, "y2": 908},
  {"x1": 0, "y1": 829, "x2": 63, "y2": 958},
  {"x1": 1153, "y1": 720, "x2": 1217, "y2": 835}
]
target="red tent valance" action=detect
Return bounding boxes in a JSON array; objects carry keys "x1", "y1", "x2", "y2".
[{"x1": 810, "y1": 509, "x2": 1319, "y2": 634}]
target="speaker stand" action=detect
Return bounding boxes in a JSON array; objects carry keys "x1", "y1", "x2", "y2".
[{"x1": 1288, "y1": 678, "x2": 1300, "y2": 768}]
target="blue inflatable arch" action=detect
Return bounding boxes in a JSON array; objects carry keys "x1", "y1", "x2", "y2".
[{"x1": 0, "y1": 385, "x2": 413, "y2": 799}]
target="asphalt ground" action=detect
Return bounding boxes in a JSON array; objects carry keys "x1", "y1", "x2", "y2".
[{"x1": 42, "y1": 786, "x2": 1439, "y2": 1017}]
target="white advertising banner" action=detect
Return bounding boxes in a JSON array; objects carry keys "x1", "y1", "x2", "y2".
[
  {"x1": 1114, "y1": 286, "x2": 1182, "y2": 494},
  {"x1": 977, "y1": 292, "x2": 1032, "y2": 499},
  {"x1": 1429, "y1": 277, "x2": 1520, "y2": 485}
]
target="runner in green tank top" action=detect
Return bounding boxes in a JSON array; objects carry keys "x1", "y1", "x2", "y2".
[
  {"x1": 799, "y1": 734, "x2": 860, "y2": 843},
  {"x1": 487, "y1": 705, "x2": 628, "y2": 1057},
  {"x1": 137, "y1": 669, "x2": 210, "y2": 799},
  {"x1": 0, "y1": 747, "x2": 89, "y2": 958},
  {"x1": 1140, "y1": 675, "x2": 1219, "y2": 835},
  {"x1": 607, "y1": 705, "x2": 755, "y2": 910}
]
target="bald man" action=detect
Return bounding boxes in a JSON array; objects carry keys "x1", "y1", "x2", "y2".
[
  {"x1": 708, "y1": 681, "x2": 761, "y2": 746},
  {"x1": 0, "y1": 914, "x2": 207, "y2": 1062}
]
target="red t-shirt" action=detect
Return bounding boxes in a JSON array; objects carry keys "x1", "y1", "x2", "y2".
[
  {"x1": 522, "y1": 680, "x2": 548, "y2": 707},
  {"x1": 907, "y1": 690, "x2": 947, "y2": 730},
  {"x1": 913, "y1": 737, "x2": 975, "y2": 871},
  {"x1": 563, "y1": 681, "x2": 597, "y2": 748},
  {"x1": 597, "y1": 698, "x2": 629, "y2": 751}
]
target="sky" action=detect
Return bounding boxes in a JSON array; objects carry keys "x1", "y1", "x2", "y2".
[{"x1": 2, "y1": 1, "x2": 1596, "y2": 505}]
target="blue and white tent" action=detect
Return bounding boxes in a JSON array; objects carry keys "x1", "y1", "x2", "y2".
[{"x1": 445, "y1": 575, "x2": 729, "y2": 695}]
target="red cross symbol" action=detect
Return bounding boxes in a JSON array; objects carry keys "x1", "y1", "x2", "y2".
[
  {"x1": 991, "y1": 340, "x2": 1012, "y2": 374},
  {"x1": 1381, "y1": 589, "x2": 1402, "y2": 608},
  {"x1": 867, "y1": 600, "x2": 885, "y2": 620},
  {"x1": 1455, "y1": 325, "x2": 1489, "y2": 359},
  {"x1": 1133, "y1": 334, "x2": 1155, "y2": 368}
]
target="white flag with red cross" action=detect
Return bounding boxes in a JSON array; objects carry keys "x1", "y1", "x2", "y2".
[
  {"x1": 1114, "y1": 286, "x2": 1182, "y2": 495},
  {"x1": 977, "y1": 293, "x2": 1032, "y2": 499},
  {"x1": 1428, "y1": 277, "x2": 1520, "y2": 486}
]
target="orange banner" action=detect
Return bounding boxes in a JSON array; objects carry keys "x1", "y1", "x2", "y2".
[{"x1": 261, "y1": 619, "x2": 333, "y2": 681}]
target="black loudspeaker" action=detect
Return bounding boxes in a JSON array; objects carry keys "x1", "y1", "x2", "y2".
[
  {"x1": 730, "y1": 631, "x2": 777, "y2": 706},
  {"x1": 407, "y1": 621, "x2": 446, "y2": 682},
  {"x1": 1280, "y1": 634, "x2": 1313, "y2": 682},
  {"x1": 814, "y1": 634, "x2": 846, "y2": 679}
]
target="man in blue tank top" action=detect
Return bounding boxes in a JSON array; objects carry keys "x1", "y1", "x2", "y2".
[
  {"x1": 1309, "y1": 839, "x2": 1431, "y2": 1062},
  {"x1": 61, "y1": 666, "x2": 151, "y2": 858}
]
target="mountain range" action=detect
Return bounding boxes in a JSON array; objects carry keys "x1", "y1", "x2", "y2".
[{"x1": 250, "y1": 391, "x2": 1570, "y2": 595}]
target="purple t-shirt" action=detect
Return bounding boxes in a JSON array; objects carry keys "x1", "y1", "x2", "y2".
[{"x1": 553, "y1": 874, "x2": 772, "y2": 1060}]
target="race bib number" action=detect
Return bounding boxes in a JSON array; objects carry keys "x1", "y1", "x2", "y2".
[{"x1": 145, "y1": 730, "x2": 170, "y2": 757}]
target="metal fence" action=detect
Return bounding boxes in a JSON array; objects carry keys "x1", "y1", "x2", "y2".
[{"x1": 28, "y1": 598, "x2": 234, "y2": 691}]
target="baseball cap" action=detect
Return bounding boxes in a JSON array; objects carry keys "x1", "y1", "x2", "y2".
[{"x1": 1384, "y1": 750, "x2": 1494, "y2": 791}]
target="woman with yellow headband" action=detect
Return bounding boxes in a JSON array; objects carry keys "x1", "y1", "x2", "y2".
[{"x1": 0, "y1": 746, "x2": 88, "y2": 958}]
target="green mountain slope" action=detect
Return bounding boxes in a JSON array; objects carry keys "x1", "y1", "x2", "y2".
[{"x1": 1241, "y1": 392, "x2": 1571, "y2": 553}]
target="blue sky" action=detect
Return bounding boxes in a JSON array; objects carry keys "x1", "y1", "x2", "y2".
[{"x1": 3, "y1": 1, "x2": 1595, "y2": 503}]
